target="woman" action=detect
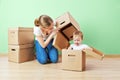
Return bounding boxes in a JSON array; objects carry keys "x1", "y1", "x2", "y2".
[{"x1": 34, "y1": 15, "x2": 59, "y2": 64}]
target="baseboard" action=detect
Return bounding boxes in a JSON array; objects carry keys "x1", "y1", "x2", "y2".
[
  {"x1": 0, "y1": 53, "x2": 7, "y2": 56},
  {"x1": 103, "y1": 54, "x2": 120, "y2": 58}
]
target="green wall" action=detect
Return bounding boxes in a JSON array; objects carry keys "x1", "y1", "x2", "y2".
[{"x1": 0, "y1": 0, "x2": 120, "y2": 54}]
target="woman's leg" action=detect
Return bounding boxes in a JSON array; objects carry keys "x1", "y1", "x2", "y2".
[
  {"x1": 49, "y1": 47, "x2": 58, "y2": 63},
  {"x1": 47, "y1": 40, "x2": 58, "y2": 63},
  {"x1": 35, "y1": 40, "x2": 48, "y2": 64}
]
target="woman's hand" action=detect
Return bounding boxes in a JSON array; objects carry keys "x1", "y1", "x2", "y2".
[{"x1": 51, "y1": 27, "x2": 60, "y2": 36}]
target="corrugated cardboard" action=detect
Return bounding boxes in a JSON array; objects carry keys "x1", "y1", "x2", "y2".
[
  {"x1": 53, "y1": 12, "x2": 80, "y2": 50},
  {"x1": 8, "y1": 27, "x2": 34, "y2": 45},
  {"x1": 62, "y1": 48, "x2": 104, "y2": 71},
  {"x1": 62, "y1": 49, "x2": 86, "y2": 71},
  {"x1": 8, "y1": 44, "x2": 35, "y2": 63},
  {"x1": 53, "y1": 31, "x2": 70, "y2": 51},
  {"x1": 56, "y1": 12, "x2": 80, "y2": 30},
  {"x1": 60, "y1": 25, "x2": 78, "y2": 40}
]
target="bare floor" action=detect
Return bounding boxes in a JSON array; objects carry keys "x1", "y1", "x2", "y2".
[{"x1": 0, "y1": 56, "x2": 120, "y2": 80}]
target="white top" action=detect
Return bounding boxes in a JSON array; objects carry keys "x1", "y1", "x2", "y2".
[
  {"x1": 70, "y1": 44, "x2": 90, "y2": 50},
  {"x1": 33, "y1": 27, "x2": 49, "y2": 40},
  {"x1": 33, "y1": 20, "x2": 56, "y2": 41}
]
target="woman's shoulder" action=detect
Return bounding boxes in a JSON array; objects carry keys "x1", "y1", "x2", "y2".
[
  {"x1": 33, "y1": 26, "x2": 42, "y2": 36},
  {"x1": 34, "y1": 26, "x2": 40, "y2": 30}
]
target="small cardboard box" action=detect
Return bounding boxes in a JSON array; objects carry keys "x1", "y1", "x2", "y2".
[
  {"x1": 8, "y1": 44, "x2": 35, "y2": 63},
  {"x1": 53, "y1": 12, "x2": 80, "y2": 50},
  {"x1": 62, "y1": 49, "x2": 86, "y2": 71},
  {"x1": 8, "y1": 27, "x2": 34, "y2": 45}
]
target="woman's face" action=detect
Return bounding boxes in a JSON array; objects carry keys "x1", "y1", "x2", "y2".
[{"x1": 40, "y1": 23, "x2": 54, "y2": 35}]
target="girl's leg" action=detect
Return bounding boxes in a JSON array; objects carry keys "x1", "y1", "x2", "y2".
[
  {"x1": 47, "y1": 40, "x2": 58, "y2": 63},
  {"x1": 35, "y1": 40, "x2": 48, "y2": 64}
]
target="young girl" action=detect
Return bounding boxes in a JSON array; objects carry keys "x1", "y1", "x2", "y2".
[
  {"x1": 68, "y1": 30, "x2": 92, "y2": 50},
  {"x1": 34, "y1": 15, "x2": 59, "y2": 64}
]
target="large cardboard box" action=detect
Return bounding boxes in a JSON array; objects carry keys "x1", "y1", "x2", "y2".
[
  {"x1": 62, "y1": 49, "x2": 86, "y2": 71},
  {"x1": 53, "y1": 12, "x2": 80, "y2": 50},
  {"x1": 62, "y1": 49, "x2": 104, "y2": 71},
  {"x1": 8, "y1": 44, "x2": 35, "y2": 63},
  {"x1": 8, "y1": 27, "x2": 34, "y2": 45}
]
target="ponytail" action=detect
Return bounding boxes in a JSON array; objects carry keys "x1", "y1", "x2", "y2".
[{"x1": 34, "y1": 18, "x2": 40, "y2": 27}]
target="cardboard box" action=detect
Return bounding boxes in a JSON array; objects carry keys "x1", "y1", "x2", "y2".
[
  {"x1": 62, "y1": 49, "x2": 86, "y2": 71},
  {"x1": 8, "y1": 44, "x2": 35, "y2": 63},
  {"x1": 62, "y1": 48, "x2": 104, "y2": 71},
  {"x1": 8, "y1": 27, "x2": 34, "y2": 45},
  {"x1": 53, "y1": 31, "x2": 70, "y2": 51},
  {"x1": 53, "y1": 12, "x2": 80, "y2": 50},
  {"x1": 56, "y1": 12, "x2": 80, "y2": 31}
]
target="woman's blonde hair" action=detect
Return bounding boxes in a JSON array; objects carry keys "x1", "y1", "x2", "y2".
[
  {"x1": 34, "y1": 15, "x2": 53, "y2": 28},
  {"x1": 73, "y1": 30, "x2": 83, "y2": 40}
]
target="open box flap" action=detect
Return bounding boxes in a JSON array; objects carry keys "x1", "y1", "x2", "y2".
[{"x1": 83, "y1": 48, "x2": 104, "y2": 60}]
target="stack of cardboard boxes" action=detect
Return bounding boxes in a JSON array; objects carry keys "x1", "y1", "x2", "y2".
[
  {"x1": 8, "y1": 27, "x2": 35, "y2": 63},
  {"x1": 53, "y1": 12, "x2": 104, "y2": 71}
]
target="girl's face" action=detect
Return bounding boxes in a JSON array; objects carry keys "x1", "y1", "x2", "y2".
[
  {"x1": 73, "y1": 36, "x2": 82, "y2": 46},
  {"x1": 40, "y1": 23, "x2": 54, "y2": 35}
]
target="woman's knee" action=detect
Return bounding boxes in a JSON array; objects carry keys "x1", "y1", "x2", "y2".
[
  {"x1": 51, "y1": 58, "x2": 58, "y2": 63},
  {"x1": 49, "y1": 48, "x2": 58, "y2": 63},
  {"x1": 36, "y1": 57, "x2": 48, "y2": 64},
  {"x1": 36, "y1": 51, "x2": 48, "y2": 64}
]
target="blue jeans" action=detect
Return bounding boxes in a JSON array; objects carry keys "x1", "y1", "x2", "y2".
[{"x1": 35, "y1": 40, "x2": 58, "y2": 64}]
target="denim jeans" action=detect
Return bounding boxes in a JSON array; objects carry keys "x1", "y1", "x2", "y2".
[{"x1": 35, "y1": 40, "x2": 58, "y2": 64}]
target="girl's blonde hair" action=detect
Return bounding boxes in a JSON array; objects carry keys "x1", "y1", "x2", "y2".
[
  {"x1": 73, "y1": 30, "x2": 83, "y2": 40},
  {"x1": 34, "y1": 15, "x2": 53, "y2": 28}
]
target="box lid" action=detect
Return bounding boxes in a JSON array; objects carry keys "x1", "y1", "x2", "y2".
[{"x1": 83, "y1": 48, "x2": 104, "y2": 60}]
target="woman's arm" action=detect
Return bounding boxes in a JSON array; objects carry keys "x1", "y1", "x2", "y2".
[{"x1": 37, "y1": 28, "x2": 59, "y2": 48}]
